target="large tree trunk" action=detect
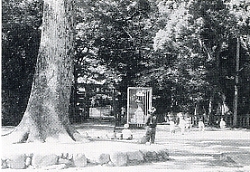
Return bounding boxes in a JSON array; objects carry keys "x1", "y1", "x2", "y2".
[{"x1": 6, "y1": 0, "x2": 83, "y2": 143}]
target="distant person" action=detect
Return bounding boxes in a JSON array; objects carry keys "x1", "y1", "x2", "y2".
[
  {"x1": 169, "y1": 120, "x2": 175, "y2": 134},
  {"x1": 179, "y1": 116, "x2": 186, "y2": 135},
  {"x1": 177, "y1": 112, "x2": 186, "y2": 135},
  {"x1": 198, "y1": 117, "x2": 205, "y2": 132},
  {"x1": 91, "y1": 97, "x2": 95, "y2": 107},
  {"x1": 185, "y1": 116, "x2": 193, "y2": 130},
  {"x1": 121, "y1": 107, "x2": 126, "y2": 119},
  {"x1": 145, "y1": 107, "x2": 157, "y2": 144},
  {"x1": 219, "y1": 118, "x2": 226, "y2": 129},
  {"x1": 116, "y1": 113, "x2": 121, "y2": 126},
  {"x1": 122, "y1": 124, "x2": 133, "y2": 140}
]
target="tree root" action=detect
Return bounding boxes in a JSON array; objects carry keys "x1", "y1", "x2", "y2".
[
  {"x1": 2, "y1": 125, "x2": 92, "y2": 144},
  {"x1": 2, "y1": 130, "x2": 31, "y2": 144}
]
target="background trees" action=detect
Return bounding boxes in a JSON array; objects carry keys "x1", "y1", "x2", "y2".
[
  {"x1": 2, "y1": 0, "x2": 250, "y2": 127},
  {"x1": 152, "y1": 0, "x2": 250, "y2": 123},
  {"x1": 2, "y1": 0, "x2": 42, "y2": 125}
]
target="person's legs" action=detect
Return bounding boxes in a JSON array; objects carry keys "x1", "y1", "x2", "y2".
[
  {"x1": 151, "y1": 128, "x2": 156, "y2": 143},
  {"x1": 145, "y1": 127, "x2": 151, "y2": 142},
  {"x1": 181, "y1": 125, "x2": 185, "y2": 135}
]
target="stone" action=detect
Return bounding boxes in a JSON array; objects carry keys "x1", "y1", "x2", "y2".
[
  {"x1": 73, "y1": 153, "x2": 87, "y2": 167},
  {"x1": 8, "y1": 154, "x2": 26, "y2": 169},
  {"x1": 102, "y1": 161, "x2": 114, "y2": 167},
  {"x1": 98, "y1": 153, "x2": 110, "y2": 165},
  {"x1": 1, "y1": 159, "x2": 8, "y2": 169},
  {"x1": 110, "y1": 152, "x2": 128, "y2": 166},
  {"x1": 139, "y1": 150, "x2": 147, "y2": 159},
  {"x1": 62, "y1": 153, "x2": 68, "y2": 159},
  {"x1": 126, "y1": 151, "x2": 144, "y2": 164},
  {"x1": 87, "y1": 153, "x2": 110, "y2": 165},
  {"x1": 58, "y1": 158, "x2": 73, "y2": 166},
  {"x1": 26, "y1": 165, "x2": 35, "y2": 170},
  {"x1": 137, "y1": 136, "x2": 147, "y2": 144},
  {"x1": 67, "y1": 153, "x2": 73, "y2": 160},
  {"x1": 156, "y1": 150, "x2": 169, "y2": 161},
  {"x1": 42, "y1": 164, "x2": 67, "y2": 170},
  {"x1": 25, "y1": 156, "x2": 32, "y2": 167},
  {"x1": 144, "y1": 151, "x2": 158, "y2": 162},
  {"x1": 32, "y1": 154, "x2": 58, "y2": 168},
  {"x1": 56, "y1": 164, "x2": 67, "y2": 170}
]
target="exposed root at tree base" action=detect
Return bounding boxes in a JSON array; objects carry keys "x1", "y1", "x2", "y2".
[
  {"x1": 2, "y1": 128, "x2": 92, "y2": 144},
  {"x1": 2, "y1": 130, "x2": 32, "y2": 144}
]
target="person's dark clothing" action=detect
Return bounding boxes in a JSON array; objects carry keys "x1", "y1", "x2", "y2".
[
  {"x1": 145, "y1": 114, "x2": 157, "y2": 143},
  {"x1": 146, "y1": 115, "x2": 157, "y2": 128}
]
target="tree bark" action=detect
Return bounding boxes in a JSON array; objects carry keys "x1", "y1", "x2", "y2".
[
  {"x1": 6, "y1": 0, "x2": 84, "y2": 143},
  {"x1": 233, "y1": 37, "x2": 240, "y2": 127}
]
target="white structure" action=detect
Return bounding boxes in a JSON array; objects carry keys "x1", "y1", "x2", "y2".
[{"x1": 127, "y1": 87, "x2": 152, "y2": 126}]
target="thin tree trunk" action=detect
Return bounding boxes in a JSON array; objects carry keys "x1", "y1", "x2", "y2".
[
  {"x1": 208, "y1": 96, "x2": 213, "y2": 125},
  {"x1": 5, "y1": 0, "x2": 86, "y2": 143},
  {"x1": 233, "y1": 37, "x2": 240, "y2": 127}
]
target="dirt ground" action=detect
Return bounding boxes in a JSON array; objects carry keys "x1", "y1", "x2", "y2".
[{"x1": 2, "y1": 122, "x2": 250, "y2": 171}]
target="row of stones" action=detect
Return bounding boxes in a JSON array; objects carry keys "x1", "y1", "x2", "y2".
[{"x1": 2, "y1": 149, "x2": 169, "y2": 170}]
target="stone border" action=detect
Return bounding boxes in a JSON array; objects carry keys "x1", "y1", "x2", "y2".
[{"x1": 2, "y1": 149, "x2": 169, "y2": 169}]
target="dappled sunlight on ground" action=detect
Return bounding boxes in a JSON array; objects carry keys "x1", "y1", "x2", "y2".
[{"x1": 2, "y1": 123, "x2": 250, "y2": 171}]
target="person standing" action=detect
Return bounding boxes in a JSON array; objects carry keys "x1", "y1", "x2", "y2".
[
  {"x1": 169, "y1": 120, "x2": 176, "y2": 134},
  {"x1": 145, "y1": 107, "x2": 157, "y2": 144},
  {"x1": 179, "y1": 116, "x2": 186, "y2": 135},
  {"x1": 198, "y1": 117, "x2": 205, "y2": 132},
  {"x1": 219, "y1": 118, "x2": 226, "y2": 129}
]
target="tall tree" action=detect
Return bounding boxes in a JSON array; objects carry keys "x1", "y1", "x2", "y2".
[{"x1": 5, "y1": 0, "x2": 83, "y2": 143}]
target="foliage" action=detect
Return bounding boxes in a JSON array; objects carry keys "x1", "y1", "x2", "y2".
[
  {"x1": 74, "y1": 0, "x2": 159, "y2": 107},
  {"x1": 2, "y1": 0, "x2": 42, "y2": 125},
  {"x1": 151, "y1": 0, "x2": 250, "y2": 114}
]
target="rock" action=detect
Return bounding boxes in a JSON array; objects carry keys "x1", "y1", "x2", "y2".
[
  {"x1": 126, "y1": 151, "x2": 144, "y2": 164},
  {"x1": 8, "y1": 154, "x2": 26, "y2": 169},
  {"x1": 141, "y1": 151, "x2": 158, "y2": 162},
  {"x1": 58, "y1": 158, "x2": 73, "y2": 166},
  {"x1": 25, "y1": 156, "x2": 32, "y2": 167},
  {"x1": 67, "y1": 153, "x2": 73, "y2": 160},
  {"x1": 137, "y1": 136, "x2": 147, "y2": 144},
  {"x1": 73, "y1": 153, "x2": 87, "y2": 167},
  {"x1": 61, "y1": 153, "x2": 68, "y2": 159},
  {"x1": 110, "y1": 152, "x2": 128, "y2": 166},
  {"x1": 156, "y1": 150, "x2": 169, "y2": 161},
  {"x1": 87, "y1": 153, "x2": 110, "y2": 165},
  {"x1": 32, "y1": 154, "x2": 58, "y2": 168},
  {"x1": 102, "y1": 161, "x2": 114, "y2": 167},
  {"x1": 73, "y1": 133, "x2": 91, "y2": 143},
  {"x1": 1, "y1": 159, "x2": 8, "y2": 169},
  {"x1": 98, "y1": 153, "x2": 110, "y2": 165},
  {"x1": 56, "y1": 164, "x2": 67, "y2": 170},
  {"x1": 42, "y1": 164, "x2": 67, "y2": 170}
]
